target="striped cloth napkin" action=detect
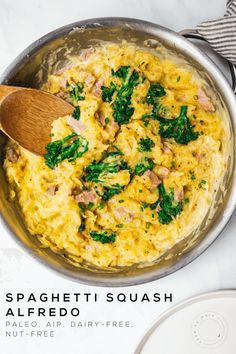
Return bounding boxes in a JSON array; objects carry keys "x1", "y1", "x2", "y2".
[{"x1": 197, "y1": 0, "x2": 236, "y2": 64}]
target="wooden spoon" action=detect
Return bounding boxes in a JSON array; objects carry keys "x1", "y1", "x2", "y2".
[{"x1": 0, "y1": 85, "x2": 74, "y2": 155}]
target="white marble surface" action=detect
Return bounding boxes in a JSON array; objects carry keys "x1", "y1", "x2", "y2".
[{"x1": 0, "y1": 1, "x2": 235, "y2": 353}]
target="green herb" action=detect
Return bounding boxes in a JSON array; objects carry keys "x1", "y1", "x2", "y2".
[
  {"x1": 105, "y1": 117, "x2": 109, "y2": 125},
  {"x1": 102, "y1": 184, "x2": 124, "y2": 201},
  {"x1": 138, "y1": 137, "x2": 155, "y2": 152},
  {"x1": 157, "y1": 184, "x2": 183, "y2": 224},
  {"x1": 112, "y1": 145, "x2": 124, "y2": 156},
  {"x1": 88, "y1": 202, "x2": 94, "y2": 209},
  {"x1": 79, "y1": 218, "x2": 86, "y2": 232},
  {"x1": 189, "y1": 170, "x2": 196, "y2": 180},
  {"x1": 146, "y1": 222, "x2": 151, "y2": 229},
  {"x1": 90, "y1": 231, "x2": 116, "y2": 244},
  {"x1": 156, "y1": 106, "x2": 199, "y2": 145},
  {"x1": 44, "y1": 133, "x2": 89, "y2": 169},
  {"x1": 116, "y1": 224, "x2": 123, "y2": 228},
  {"x1": 119, "y1": 199, "x2": 124, "y2": 203},
  {"x1": 72, "y1": 107, "x2": 81, "y2": 120},
  {"x1": 78, "y1": 203, "x2": 86, "y2": 213},
  {"x1": 49, "y1": 133, "x2": 54, "y2": 137},
  {"x1": 98, "y1": 202, "x2": 104, "y2": 209},
  {"x1": 141, "y1": 116, "x2": 149, "y2": 127},
  {"x1": 112, "y1": 66, "x2": 130, "y2": 79},
  {"x1": 103, "y1": 145, "x2": 124, "y2": 158},
  {"x1": 198, "y1": 180, "x2": 207, "y2": 189},
  {"x1": 171, "y1": 160, "x2": 176, "y2": 171},
  {"x1": 140, "y1": 201, "x2": 149, "y2": 212},
  {"x1": 68, "y1": 82, "x2": 85, "y2": 101},
  {"x1": 139, "y1": 189, "x2": 143, "y2": 193},
  {"x1": 135, "y1": 157, "x2": 154, "y2": 176},
  {"x1": 113, "y1": 70, "x2": 139, "y2": 125},
  {"x1": 101, "y1": 82, "x2": 116, "y2": 102},
  {"x1": 177, "y1": 76, "x2": 181, "y2": 82}
]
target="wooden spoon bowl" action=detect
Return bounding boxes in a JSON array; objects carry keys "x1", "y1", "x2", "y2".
[{"x1": 0, "y1": 85, "x2": 74, "y2": 155}]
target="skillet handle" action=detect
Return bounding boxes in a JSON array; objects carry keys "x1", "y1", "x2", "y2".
[{"x1": 179, "y1": 29, "x2": 236, "y2": 94}]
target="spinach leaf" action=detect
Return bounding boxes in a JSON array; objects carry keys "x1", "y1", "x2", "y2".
[
  {"x1": 146, "y1": 83, "x2": 166, "y2": 106},
  {"x1": 90, "y1": 231, "x2": 116, "y2": 244},
  {"x1": 101, "y1": 82, "x2": 116, "y2": 102},
  {"x1": 135, "y1": 157, "x2": 154, "y2": 176},
  {"x1": 45, "y1": 133, "x2": 89, "y2": 169},
  {"x1": 72, "y1": 107, "x2": 81, "y2": 120},
  {"x1": 67, "y1": 82, "x2": 85, "y2": 101},
  {"x1": 156, "y1": 184, "x2": 183, "y2": 224},
  {"x1": 157, "y1": 106, "x2": 199, "y2": 145},
  {"x1": 138, "y1": 137, "x2": 155, "y2": 152},
  {"x1": 113, "y1": 70, "x2": 139, "y2": 125},
  {"x1": 112, "y1": 66, "x2": 130, "y2": 79},
  {"x1": 102, "y1": 184, "x2": 124, "y2": 201}
]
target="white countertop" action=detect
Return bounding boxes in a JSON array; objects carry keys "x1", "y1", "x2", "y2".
[{"x1": 0, "y1": 1, "x2": 235, "y2": 353}]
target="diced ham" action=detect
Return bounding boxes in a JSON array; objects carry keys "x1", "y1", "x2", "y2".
[
  {"x1": 163, "y1": 145, "x2": 172, "y2": 153},
  {"x1": 179, "y1": 94, "x2": 187, "y2": 102},
  {"x1": 114, "y1": 206, "x2": 134, "y2": 223},
  {"x1": 174, "y1": 188, "x2": 184, "y2": 202},
  {"x1": 55, "y1": 63, "x2": 73, "y2": 75},
  {"x1": 192, "y1": 151, "x2": 206, "y2": 161},
  {"x1": 110, "y1": 118, "x2": 119, "y2": 130},
  {"x1": 92, "y1": 78, "x2": 104, "y2": 97},
  {"x1": 95, "y1": 111, "x2": 106, "y2": 127},
  {"x1": 85, "y1": 73, "x2": 95, "y2": 87},
  {"x1": 47, "y1": 185, "x2": 58, "y2": 196},
  {"x1": 143, "y1": 170, "x2": 161, "y2": 188},
  {"x1": 75, "y1": 190, "x2": 96, "y2": 205},
  {"x1": 59, "y1": 75, "x2": 69, "y2": 88},
  {"x1": 156, "y1": 166, "x2": 170, "y2": 179},
  {"x1": 6, "y1": 147, "x2": 19, "y2": 163},
  {"x1": 197, "y1": 88, "x2": 215, "y2": 112},
  {"x1": 155, "y1": 204, "x2": 161, "y2": 212},
  {"x1": 67, "y1": 116, "x2": 87, "y2": 134},
  {"x1": 55, "y1": 91, "x2": 66, "y2": 99},
  {"x1": 79, "y1": 48, "x2": 95, "y2": 61}
]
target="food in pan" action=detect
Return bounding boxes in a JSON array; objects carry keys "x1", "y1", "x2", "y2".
[{"x1": 4, "y1": 42, "x2": 228, "y2": 268}]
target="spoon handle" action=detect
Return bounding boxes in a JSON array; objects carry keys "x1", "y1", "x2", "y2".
[{"x1": 0, "y1": 85, "x2": 22, "y2": 104}]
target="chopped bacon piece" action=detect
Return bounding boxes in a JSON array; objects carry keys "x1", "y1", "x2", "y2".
[
  {"x1": 75, "y1": 190, "x2": 96, "y2": 205},
  {"x1": 67, "y1": 116, "x2": 87, "y2": 134},
  {"x1": 197, "y1": 88, "x2": 215, "y2": 112}
]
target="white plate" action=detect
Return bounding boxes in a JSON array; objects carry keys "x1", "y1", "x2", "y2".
[{"x1": 135, "y1": 290, "x2": 236, "y2": 354}]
